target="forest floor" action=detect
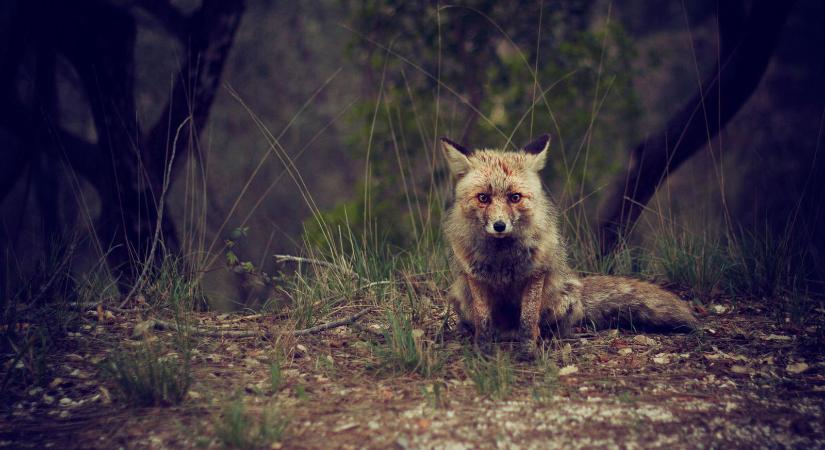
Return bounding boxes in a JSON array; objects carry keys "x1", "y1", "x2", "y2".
[{"x1": 2, "y1": 296, "x2": 824, "y2": 449}]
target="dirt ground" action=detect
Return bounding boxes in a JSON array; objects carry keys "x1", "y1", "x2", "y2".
[{"x1": 2, "y1": 298, "x2": 824, "y2": 449}]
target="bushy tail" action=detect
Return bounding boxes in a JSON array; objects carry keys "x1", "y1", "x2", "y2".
[{"x1": 579, "y1": 276, "x2": 698, "y2": 332}]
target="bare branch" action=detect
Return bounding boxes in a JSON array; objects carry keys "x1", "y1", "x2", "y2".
[{"x1": 134, "y1": 0, "x2": 190, "y2": 41}]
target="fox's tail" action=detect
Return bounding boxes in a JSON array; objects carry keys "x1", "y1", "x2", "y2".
[{"x1": 579, "y1": 276, "x2": 698, "y2": 332}]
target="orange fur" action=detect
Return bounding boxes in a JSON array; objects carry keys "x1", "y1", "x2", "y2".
[{"x1": 441, "y1": 136, "x2": 698, "y2": 346}]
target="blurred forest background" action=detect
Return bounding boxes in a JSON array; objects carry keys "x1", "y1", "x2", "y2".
[{"x1": 2, "y1": 0, "x2": 824, "y2": 310}]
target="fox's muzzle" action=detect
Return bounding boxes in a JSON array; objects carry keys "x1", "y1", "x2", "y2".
[{"x1": 486, "y1": 218, "x2": 512, "y2": 237}]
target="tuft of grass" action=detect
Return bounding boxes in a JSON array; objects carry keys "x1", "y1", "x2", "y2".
[
  {"x1": 652, "y1": 230, "x2": 729, "y2": 300},
  {"x1": 140, "y1": 255, "x2": 206, "y2": 311},
  {"x1": 531, "y1": 352, "x2": 560, "y2": 403},
  {"x1": 726, "y1": 226, "x2": 794, "y2": 298},
  {"x1": 1, "y1": 241, "x2": 80, "y2": 396},
  {"x1": 565, "y1": 216, "x2": 643, "y2": 277},
  {"x1": 99, "y1": 338, "x2": 192, "y2": 407},
  {"x1": 421, "y1": 381, "x2": 447, "y2": 409},
  {"x1": 269, "y1": 359, "x2": 283, "y2": 392},
  {"x1": 463, "y1": 348, "x2": 514, "y2": 400},
  {"x1": 373, "y1": 305, "x2": 443, "y2": 377},
  {"x1": 214, "y1": 398, "x2": 288, "y2": 449}
]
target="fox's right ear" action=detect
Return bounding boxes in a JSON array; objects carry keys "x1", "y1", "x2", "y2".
[{"x1": 441, "y1": 137, "x2": 473, "y2": 177}]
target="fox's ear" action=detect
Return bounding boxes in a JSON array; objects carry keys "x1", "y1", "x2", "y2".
[
  {"x1": 522, "y1": 134, "x2": 550, "y2": 171},
  {"x1": 441, "y1": 137, "x2": 473, "y2": 176}
]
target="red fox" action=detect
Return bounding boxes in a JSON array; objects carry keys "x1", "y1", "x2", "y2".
[{"x1": 441, "y1": 134, "x2": 698, "y2": 347}]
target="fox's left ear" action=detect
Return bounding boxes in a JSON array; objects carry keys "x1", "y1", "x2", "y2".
[{"x1": 522, "y1": 134, "x2": 550, "y2": 171}]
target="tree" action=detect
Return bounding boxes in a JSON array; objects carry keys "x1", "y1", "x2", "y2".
[
  {"x1": 595, "y1": 1, "x2": 796, "y2": 255},
  {"x1": 0, "y1": 0, "x2": 245, "y2": 290}
]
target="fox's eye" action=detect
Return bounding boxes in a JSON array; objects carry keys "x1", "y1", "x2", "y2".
[
  {"x1": 509, "y1": 193, "x2": 522, "y2": 203},
  {"x1": 477, "y1": 193, "x2": 491, "y2": 203}
]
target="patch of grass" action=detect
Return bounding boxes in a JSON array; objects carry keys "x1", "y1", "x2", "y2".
[
  {"x1": 214, "y1": 398, "x2": 288, "y2": 449},
  {"x1": 652, "y1": 230, "x2": 729, "y2": 300},
  {"x1": 269, "y1": 359, "x2": 283, "y2": 392},
  {"x1": 100, "y1": 338, "x2": 192, "y2": 406},
  {"x1": 141, "y1": 255, "x2": 206, "y2": 311},
  {"x1": 1, "y1": 241, "x2": 80, "y2": 397},
  {"x1": 373, "y1": 305, "x2": 443, "y2": 377},
  {"x1": 564, "y1": 212, "x2": 644, "y2": 277},
  {"x1": 726, "y1": 226, "x2": 793, "y2": 298},
  {"x1": 616, "y1": 390, "x2": 638, "y2": 404},
  {"x1": 421, "y1": 381, "x2": 447, "y2": 409},
  {"x1": 463, "y1": 348, "x2": 514, "y2": 400}
]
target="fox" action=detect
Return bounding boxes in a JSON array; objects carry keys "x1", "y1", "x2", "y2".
[{"x1": 441, "y1": 134, "x2": 698, "y2": 348}]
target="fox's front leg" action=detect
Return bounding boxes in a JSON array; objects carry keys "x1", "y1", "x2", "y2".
[
  {"x1": 519, "y1": 272, "x2": 546, "y2": 350},
  {"x1": 466, "y1": 277, "x2": 492, "y2": 343}
]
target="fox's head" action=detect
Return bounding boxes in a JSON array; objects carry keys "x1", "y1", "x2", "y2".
[{"x1": 442, "y1": 135, "x2": 551, "y2": 239}]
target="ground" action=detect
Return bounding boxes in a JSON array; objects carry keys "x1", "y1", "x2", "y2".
[{"x1": 1, "y1": 298, "x2": 824, "y2": 449}]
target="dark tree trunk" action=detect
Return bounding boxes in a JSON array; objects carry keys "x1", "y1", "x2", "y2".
[
  {"x1": 596, "y1": 1, "x2": 796, "y2": 255},
  {"x1": 0, "y1": 0, "x2": 245, "y2": 291}
]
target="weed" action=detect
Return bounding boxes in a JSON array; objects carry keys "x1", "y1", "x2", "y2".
[
  {"x1": 421, "y1": 381, "x2": 447, "y2": 409},
  {"x1": 214, "y1": 397, "x2": 288, "y2": 449},
  {"x1": 531, "y1": 355, "x2": 560, "y2": 403},
  {"x1": 99, "y1": 332, "x2": 192, "y2": 406},
  {"x1": 726, "y1": 226, "x2": 793, "y2": 298},
  {"x1": 652, "y1": 231, "x2": 728, "y2": 300},
  {"x1": 373, "y1": 305, "x2": 443, "y2": 377},
  {"x1": 463, "y1": 348, "x2": 514, "y2": 400},
  {"x1": 269, "y1": 360, "x2": 283, "y2": 392}
]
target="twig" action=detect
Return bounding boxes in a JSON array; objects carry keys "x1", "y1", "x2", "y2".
[
  {"x1": 273, "y1": 254, "x2": 367, "y2": 281},
  {"x1": 292, "y1": 308, "x2": 371, "y2": 336},
  {"x1": 145, "y1": 307, "x2": 373, "y2": 338}
]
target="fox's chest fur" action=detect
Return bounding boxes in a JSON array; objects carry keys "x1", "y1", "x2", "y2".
[{"x1": 464, "y1": 236, "x2": 538, "y2": 286}]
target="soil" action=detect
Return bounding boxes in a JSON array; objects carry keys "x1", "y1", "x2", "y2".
[{"x1": 2, "y1": 300, "x2": 824, "y2": 449}]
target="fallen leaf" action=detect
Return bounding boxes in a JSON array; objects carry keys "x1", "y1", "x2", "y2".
[
  {"x1": 618, "y1": 348, "x2": 633, "y2": 356},
  {"x1": 786, "y1": 362, "x2": 809, "y2": 374},
  {"x1": 416, "y1": 418, "x2": 431, "y2": 430},
  {"x1": 652, "y1": 353, "x2": 670, "y2": 364},
  {"x1": 131, "y1": 320, "x2": 156, "y2": 339},
  {"x1": 633, "y1": 335, "x2": 657, "y2": 346}
]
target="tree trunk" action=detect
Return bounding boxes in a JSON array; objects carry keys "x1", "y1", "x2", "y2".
[
  {"x1": 596, "y1": 1, "x2": 796, "y2": 255},
  {"x1": 0, "y1": 0, "x2": 245, "y2": 291}
]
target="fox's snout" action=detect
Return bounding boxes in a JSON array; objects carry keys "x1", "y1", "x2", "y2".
[{"x1": 485, "y1": 218, "x2": 512, "y2": 237}]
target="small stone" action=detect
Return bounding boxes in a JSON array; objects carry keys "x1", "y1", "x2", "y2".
[
  {"x1": 618, "y1": 348, "x2": 633, "y2": 356},
  {"x1": 711, "y1": 304, "x2": 728, "y2": 314},
  {"x1": 59, "y1": 397, "x2": 72, "y2": 406}
]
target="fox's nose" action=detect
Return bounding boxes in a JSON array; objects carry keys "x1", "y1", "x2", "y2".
[{"x1": 493, "y1": 221, "x2": 507, "y2": 233}]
